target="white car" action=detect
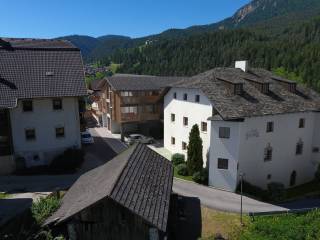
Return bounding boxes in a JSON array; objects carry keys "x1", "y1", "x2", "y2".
[
  {"x1": 81, "y1": 131, "x2": 94, "y2": 144},
  {"x1": 127, "y1": 134, "x2": 154, "y2": 145}
]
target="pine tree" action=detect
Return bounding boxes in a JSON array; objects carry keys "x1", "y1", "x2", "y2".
[{"x1": 187, "y1": 124, "x2": 203, "y2": 175}]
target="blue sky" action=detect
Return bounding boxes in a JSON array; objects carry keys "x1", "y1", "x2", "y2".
[{"x1": 1, "y1": 0, "x2": 250, "y2": 39}]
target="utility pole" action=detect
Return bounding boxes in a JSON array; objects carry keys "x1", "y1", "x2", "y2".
[{"x1": 239, "y1": 172, "x2": 245, "y2": 226}]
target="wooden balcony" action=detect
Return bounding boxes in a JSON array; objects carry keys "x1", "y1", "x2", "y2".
[
  {"x1": 121, "y1": 112, "x2": 161, "y2": 123},
  {"x1": 120, "y1": 96, "x2": 160, "y2": 106}
]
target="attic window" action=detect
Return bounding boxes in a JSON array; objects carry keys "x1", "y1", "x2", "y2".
[
  {"x1": 272, "y1": 77, "x2": 296, "y2": 93},
  {"x1": 45, "y1": 71, "x2": 54, "y2": 76},
  {"x1": 245, "y1": 78, "x2": 270, "y2": 94},
  {"x1": 234, "y1": 83, "x2": 243, "y2": 95},
  {"x1": 217, "y1": 78, "x2": 244, "y2": 95}
]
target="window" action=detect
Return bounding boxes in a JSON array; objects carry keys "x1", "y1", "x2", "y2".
[
  {"x1": 171, "y1": 113, "x2": 175, "y2": 122},
  {"x1": 25, "y1": 129, "x2": 36, "y2": 140},
  {"x1": 55, "y1": 127, "x2": 65, "y2": 138},
  {"x1": 52, "y1": 99, "x2": 62, "y2": 110},
  {"x1": 171, "y1": 137, "x2": 175, "y2": 145},
  {"x1": 267, "y1": 174, "x2": 272, "y2": 180},
  {"x1": 266, "y1": 122, "x2": 274, "y2": 133},
  {"x1": 296, "y1": 140, "x2": 303, "y2": 155},
  {"x1": 195, "y1": 95, "x2": 200, "y2": 103},
  {"x1": 183, "y1": 117, "x2": 188, "y2": 126},
  {"x1": 22, "y1": 100, "x2": 33, "y2": 112},
  {"x1": 217, "y1": 158, "x2": 228, "y2": 170},
  {"x1": 264, "y1": 144, "x2": 273, "y2": 162},
  {"x1": 182, "y1": 141, "x2": 187, "y2": 150},
  {"x1": 299, "y1": 118, "x2": 305, "y2": 128},
  {"x1": 201, "y1": 122, "x2": 207, "y2": 132},
  {"x1": 219, "y1": 127, "x2": 230, "y2": 139},
  {"x1": 145, "y1": 105, "x2": 156, "y2": 113},
  {"x1": 312, "y1": 147, "x2": 319, "y2": 153},
  {"x1": 120, "y1": 91, "x2": 133, "y2": 97},
  {"x1": 173, "y1": 92, "x2": 177, "y2": 99},
  {"x1": 183, "y1": 93, "x2": 188, "y2": 101}
]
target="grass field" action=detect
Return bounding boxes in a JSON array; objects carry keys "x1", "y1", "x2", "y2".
[
  {"x1": 0, "y1": 192, "x2": 9, "y2": 199},
  {"x1": 173, "y1": 166, "x2": 193, "y2": 182}
]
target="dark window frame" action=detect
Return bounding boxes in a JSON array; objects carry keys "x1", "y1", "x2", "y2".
[
  {"x1": 183, "y1": 93, "x2": 188, "y2": 101},
  {"x1": 201, "y1": 122, "x2": 207, "y2": 132},
  {"x1": 266, "y1": 122, "x2": 274, "y2": 133},
  {"x1": 22, "y1": 100, "x2": 33, "y2": 112},
  {"x1": 299, "y1": 118, "x2": 305, "y2": 128},
  {"x1": 195, "y1": 95, "x2": 200, "y2": 103},
  {"x1": 52, "y1": 98, "x2": 63, "y2": 110},
  {"x1": 264, "y1": 145, "x2": 273, "y2": 162},
  {"x1": 217, "y1": 158, "x2": 229, "y2": 170},
  {"x1": 171, "y1": 137, "x2": 175, "y2": 145},
  {"x1": 296, "y1": 140, "x2": 304, "y2": 155},
  {"x1": 25, "y1": 128, "x2": 36, "y2": 141},
  {"x1": 182, "y1": 141, "x2": 187, "y2": 150},
  {"x1": 183, "y1": 117, "x2": 188, "y2": 126},
  {"x1": 171, "y1": 113, "x2": 175, "y2": 122},
  {"x1": 55, "y1": 127, "x2": 65, "y2": 138},
  {"x1": 173, "y1": 92, "x2": 177, "y2": 99},
  {"x1": 219, "y1": 127, "x2": 230, "y2": 139}
]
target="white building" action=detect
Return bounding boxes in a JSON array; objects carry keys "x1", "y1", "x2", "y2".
[
  {"x1": 0, "y1": 38, "x2": 87, "y2": 174},
  {"x1": 164, "y1": 61, "x2": 320, "y2": 192}
]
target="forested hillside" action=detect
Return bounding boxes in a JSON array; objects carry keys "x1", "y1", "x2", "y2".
[{"x1": 110, "y1": 16, "x2": 320, "y2": 90}]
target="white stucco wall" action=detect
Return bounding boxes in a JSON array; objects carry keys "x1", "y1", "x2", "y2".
[
  {"x1": 210, "y1": 111, "x2": 320, "y2": 191},
  {"x1": 10, "y1": 97, "x2": 81, "y2": 166},
  {"x1": 164, "y1": 87, "x2": 212, "y2": 166}
]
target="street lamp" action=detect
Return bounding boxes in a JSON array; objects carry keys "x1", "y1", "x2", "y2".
[{"x1": 239, "y1": 172, "x2": 245, "y2": 226}]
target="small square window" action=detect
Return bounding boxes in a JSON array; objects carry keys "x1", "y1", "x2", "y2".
[
  {"x1": 296, "y1": 140, "x2": 303, "y2": 155},
  {"x1": 183, "y1": 117, "x2": 188, "y2": 126},
  {"x1": 182, "y1": 141, "x2": 187, "y2": 150},
  {"x1": 219, "y1": 127, "x2": 230, "y2": 139},
  {"x1": 195, "y1": 95, "x2": 200, "y2": 103},
  {"x1": 266, "y1": 122, "x2": 274, "y2": 133},
  {"x1": 173, "y1": 92, "x2": 177, "y2": 99},
  {"x1": 22, "y1": 100, "x2": 33, "y2": 112},
  {"x1": 183, "y1": 93, "x2": 188, "y2": 101},
  {"x1": 171, "y1": 137, "x2": 175, "y2": 145},
  {"x1": 55, "y1": 127, "x2": 65, "y2": 138},
  {"x1": 201, "y1": 122, "x2": 207, "y2": 132},
  {"x1": 299, "y1": 118, "x2": 305, "y2": 128},
  {"x1": 217, "y1": 158, "x2": 228, "y2": 170},
  {"x1": 53, "y1": 99, "x2": 62, "y2": 110},
  {"x1": 171, "y1": 113, "x2": 175, "y2": 122},
  {"x1": 25, "y1": 129, "x2": 36, "y2": 140}
]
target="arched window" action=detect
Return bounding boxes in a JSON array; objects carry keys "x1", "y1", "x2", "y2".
[{"x1": 290, "y1": 171, "x2": 297, "y2": 186}]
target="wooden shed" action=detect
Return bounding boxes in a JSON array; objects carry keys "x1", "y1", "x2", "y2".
[{"x1": 46, "y1": 143, "x2": 174, "y2": 240}]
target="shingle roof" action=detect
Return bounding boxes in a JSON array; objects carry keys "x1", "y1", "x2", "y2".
[
  {"x1": 106, "y1": 74, "x2": 187, "y2": 91},
  {"x1": 173, "y1": 67, "x2": 320, "y2": 120},
  {"x1": 46, "y1": 144, "x2": 174, "y2": 232},
  {"x1": 0, "y1": 38, "x2": 86, "y2": 108}
]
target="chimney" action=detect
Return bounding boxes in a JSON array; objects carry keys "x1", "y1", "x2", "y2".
[{"x1": 235, "y1": 61, "x2": 249, "y2": 72}]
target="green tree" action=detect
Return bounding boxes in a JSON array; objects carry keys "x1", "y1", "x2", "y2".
[{"x1": 187, "y1": 124, "x2": 203, "y2": 175}]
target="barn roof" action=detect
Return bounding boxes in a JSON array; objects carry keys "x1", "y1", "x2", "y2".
[
  {"x1": 45, "y1": 144, "x2": 174, "y2": 232},
  {"x1": 0, "y1": 38, "x2": 86, "y2": 108}
]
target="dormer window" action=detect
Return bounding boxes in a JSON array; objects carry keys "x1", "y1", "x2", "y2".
[
  {"x1": 183, "y1": 93, "x2": 188, "y2": 101},
  {"x1": 234, "y1": 84, "x2": 243, "y2": 95}
]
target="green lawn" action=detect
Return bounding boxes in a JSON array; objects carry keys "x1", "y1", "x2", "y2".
[{"x1": 173, "y1": 166, "x2": 193, "y2": 182}]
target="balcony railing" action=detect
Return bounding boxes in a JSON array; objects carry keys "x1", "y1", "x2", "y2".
[
  {"x1": 121, "y1": 112, "x2": 160, "y2": 122},
  {"x1": 121, "y1": 96, "x2": 160, "y2": 106}
]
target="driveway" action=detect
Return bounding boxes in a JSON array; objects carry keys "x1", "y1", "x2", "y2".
[{"x1": 174, "y1": 178, "x2": 287, "y2": 213}]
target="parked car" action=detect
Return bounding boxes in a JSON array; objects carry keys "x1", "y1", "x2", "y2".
[
  {"x1": 127, "y1": 134, "x2": 154, "y2": 145},
  {"x1": 81, "y1": 131, "x2": 94, "y2": 144}
]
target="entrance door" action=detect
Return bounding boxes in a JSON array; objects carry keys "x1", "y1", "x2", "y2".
[{"x1": 290, "y1": 171, "x2": 297, "y2": 186}]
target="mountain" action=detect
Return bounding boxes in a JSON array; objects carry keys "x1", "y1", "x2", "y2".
[{"x1": 59, "y1": 0, "x2": 320, "y2": 62}]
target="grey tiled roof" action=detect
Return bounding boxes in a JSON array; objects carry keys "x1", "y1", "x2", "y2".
[
  {"x1": 106, "y1": 74, "x2": 187, "y2": 91},
  {"x1": 173, "y1": 68, "x2": 320, "y2": 120},
  {"x1": 0, "y1": 38, "x2": 86, "y2": 108},
  {"x1": 46, "y1": 144, "x2": 174, "y2": 232}
]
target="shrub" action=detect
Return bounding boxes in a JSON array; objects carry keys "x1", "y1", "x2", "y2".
[
  {"x1": 267, "y1": 182, "x2": 286, "y2": 202},
  {"x1": 315, "y1": 164, "x2": 320, "y2": 182},
  {"x1": 172, "y1": 153, "x2": 185, "y2": 166},
  {"x1": 49, "y1": 148, "x2": 84, "y2": 174},
  {"x1": 192, "y1": 168, "x2": 208, "y2": 185},
  {"x1": 176, "y1": 163, "x2": 188, "y2": 176},
  {"x1": 187, "y1": 124, "x2": 203, "y2": 175},
  {"x1": 31, "y1": 195, "x2": 61, "y2": 225}
]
